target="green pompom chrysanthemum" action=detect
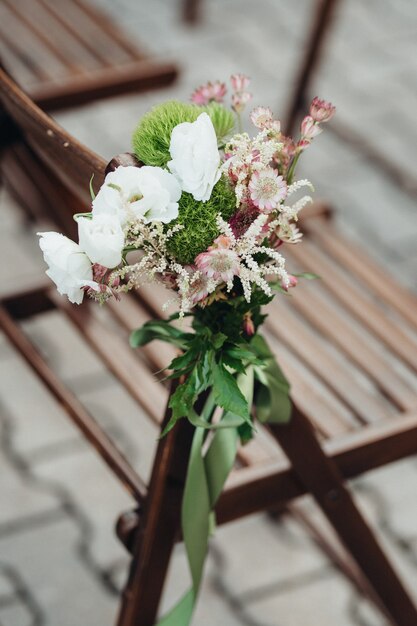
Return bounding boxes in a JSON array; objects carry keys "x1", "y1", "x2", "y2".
[
  {"x1": 132, "y1": 100, "x2": 234, "y2": 168},
  {"x1": 166, "y1": 177, "x2": 236, "y2": 265}
]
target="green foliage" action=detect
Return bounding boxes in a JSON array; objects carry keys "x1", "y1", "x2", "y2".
[
  {"x1": 166, "y1": 176, "x2": 237, "y2": 264},
  {"x1": 132, "y1": 100, "x2": 235, "y2": 168},
  {"x1": 201, "y1": 102, "x2": 235, "y2": 140},
  {"x1": 132, "y1": 101, "x2": 200, "y2": 167},
  {"x1": 129, "y1": 293, "x2": 291, "y2": 438}
]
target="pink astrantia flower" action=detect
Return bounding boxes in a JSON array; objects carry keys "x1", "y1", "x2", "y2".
[
  {"x1": 249, "y1": 168, "x2": 287, "y2": 212},
  {"x1": 185, "y1": 266, "x2": 211, "y2": 304},
  {"x1": 250, "y1": 106, "x2": 274, "y2": 129},
  {"x1": 232, "y1": 91, "x2": 252, "y2": 114},
  {"x1": 191, "y1": 81, "x2": 227, "y2": 105},
  {"x1": 310, "y1": 97, "x2": 336, "y2": 123},
  {"x1": 195, "y1": 247, "x2": 240, "y2": 283},
  {"x1": 231, "y1": 73, "x2": 250, "y2": 92},
  {"x1": 300, "y1": 115, "x2": 323, "y2": 140}
]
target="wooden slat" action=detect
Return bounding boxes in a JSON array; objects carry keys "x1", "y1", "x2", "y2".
[
  {"x1": 48, "y1": 291, "x2": 167, "y2": 425},
  {"x1": 4, "y1": 0, "x2": 104, "y2": 74},
  {"x1": 0, "y1": 7, "x2": 55, "y2": 84},
  {"x1": 306, "y1": 218, "x2": 417, "y2": 329},
  {"x1": 0, "y1": 68, "x2": 106, "y2": 196},
  {"x1": 73, "y1": 0, "x2": 145, "y2": 58},
  {"x1": 217, "y1": 410, "x2": 417, "y2": 524},
  {"x1": 0, "y1": 304, "x2": 146, "y2": 501},
  {"x1": 31, "y1": 59, "x2": 178, "y2": 112},
  {"x1": 287, "y1": 239, "x2": 417, "y2": 372},
  {"x1": 266, "y1": 301, "x2": 393, "y2": 423},
  {"x1": 39, "y1": 0, "x2": 137, "y2": 66},
  {"x1": 287, "y1": 283, "x2": 417, "y2": 411},
  {"x1": 265, "y1": 332, "x2": 357, "y2": 437}
]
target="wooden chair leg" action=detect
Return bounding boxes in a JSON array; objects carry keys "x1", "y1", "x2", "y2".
[
  {"x1": 284, "y1": 0, "x2": 340, "y2": 135},
  {"x1": 116, "y1": 401, "x2": 195, "y2": 626},
  {"x1": 269, "y1": 406, "x2": 417, "y2": 626},
  {"x1": 183, "y1": 0, "x2": 201, "y2": 24}
]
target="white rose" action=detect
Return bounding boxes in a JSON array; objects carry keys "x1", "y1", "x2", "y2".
[
  {"x1": 78, "y1": 214, "x2": 125, "y2": 268},
  {"x1": 92, "y1": 165, "x2": 181, "y2": 225},
  {"x1": 38, "y1": 232, "x2": 92, "y2": 304},
  {"x1": 168, "y1": 112, "x2": 221, "y2": 202}
]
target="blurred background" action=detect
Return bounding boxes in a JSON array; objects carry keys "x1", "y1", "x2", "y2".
[{"x1": 1, "y1": 0, "x2": 417, "y2": 624}]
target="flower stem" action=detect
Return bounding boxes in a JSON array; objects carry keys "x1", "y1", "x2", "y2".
[{"x1": 287, "y1": 152, "x2": 301, "y2": 185}]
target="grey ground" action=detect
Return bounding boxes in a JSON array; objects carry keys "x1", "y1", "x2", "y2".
[{"x1": 1, "y1": 0, "x2": 417, "y2": 624}]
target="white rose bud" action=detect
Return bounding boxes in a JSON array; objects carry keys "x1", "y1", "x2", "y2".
[
  {"x1": 168, "y1": 112, "x2": 221, "y2": 202},
  {"x1": 78, "y1": 214, "x2": 125, "y2": 268},
  {"x1": 92, "y1": 165, "x2": 181, "y2": 225},
  {"x1": 38, "y1": 232, "x2": 93, "y2": 304}
]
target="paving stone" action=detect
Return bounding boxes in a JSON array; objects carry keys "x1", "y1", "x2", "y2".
[
  {"x1": 0, "y1": 453, "x2": 58, "y2": 528},
  {"x1": 208, "y1": 512, "x2": 329, "y2": 597},
  {"x1": 33, "y1": 446, "x2": 132, "y2": 571},
  {"x1": 0, "y1": 351, "x2": 82, "y2": 455},
  {"x1": 0, "y1": 520, "x2": 118, "y2": 626}
]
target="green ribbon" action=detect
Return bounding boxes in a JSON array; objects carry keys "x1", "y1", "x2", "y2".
[
  {"x1": 157, "y1": 369, "x2": 254, "y2": 626},
  {"x1": 155, "y1": 335, "x2": 291, "y2": 625}
]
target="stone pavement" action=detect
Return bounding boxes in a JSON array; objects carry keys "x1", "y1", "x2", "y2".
[{"x1": 1, "y1": 0, "x2": 417, "y2": 624}]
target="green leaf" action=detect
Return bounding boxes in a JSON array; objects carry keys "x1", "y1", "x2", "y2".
[
  {"x1": 168, "y1": 373, "x2": 198, "y2": 421},
  {"x1": 130, "y1": 321, "x2": 190, "y2": 349},
  {"x1": 89, "y1": 174, "x2": 96, "y2": 200},
  {"x1": 211, "y1": 332, "x2": 227, "y2": 349},
  {"x1": 169, "y1": 343, "x2": 200, "y2": 372},
  {"x1": 252, "y1": 335, "x2": 292, "y2": 424},
  {"x1": 188, "y1": 408, "x2": 245, "y2": 430},
  {"x1": 212, "y1": 360, "x2": 250, "y2": 422},
  {"x1": 294, "y1": 272, "x2": 321, "y2": 280},
  {"x1": 221, "y1": 352, "x2": 247, "y2": 374},
  {"x1": 268, "y1": 281, "x2": 290, "y2": 294}
]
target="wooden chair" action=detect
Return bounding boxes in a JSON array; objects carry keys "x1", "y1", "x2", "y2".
[
  {"x1": 0, "y1": 0, "x2": 177, "y2": 112},
  {"x1": 2, "y1": 68, "x2": 417, "y2": 626}
]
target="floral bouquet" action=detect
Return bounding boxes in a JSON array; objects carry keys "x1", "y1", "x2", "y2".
[{"x1": 38, "y1": 75, "x2": 334, "y2": 625}]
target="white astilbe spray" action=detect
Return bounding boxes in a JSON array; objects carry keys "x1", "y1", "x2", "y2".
[{"x1": 215, "y1": 215, "x2": 289, "y2": 301}]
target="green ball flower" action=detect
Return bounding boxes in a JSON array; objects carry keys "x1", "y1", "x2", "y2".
[
  {"x1": 132, "y1": 100, "x2": 235, "y2": 168},
  {"x1": 166, "y1": 177, "x2": 237, "y2": 264}
]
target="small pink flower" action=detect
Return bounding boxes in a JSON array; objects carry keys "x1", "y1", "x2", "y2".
[
  {"x1": 242, "y1": 312, "x2": 255, "y2": 336},
  {"x1": 186, "y1": 267, "x2": 211, "y2": 304},
  {"x1": 250, "y1": 106, "x2": 273, "y2": 129},
  {"x1": 268, "y1": 119, "x2": 282, "y2": 135},
  {"x1": 281, "y1": 274, "x2": 298, "y2": 291},
  {"x1": 212, "y1": 234, "x2": 232, "y2": 249},
  {"x1": 231, "y1": 73, "x2": 250, "y2": 92},
  {"x1": 300, "y1": 115, "x2": 322, "y2": 141},
  {"x1": 232, "y1": 91, "x2": 252, "y2": 114},
  {"x1": 195, "y1": 248, "x2": 240, "y2": 283},
  {"x1": 191, "y1": 80, "x2": 227, "y2": 105},
  {"x1": 310, "y1": 97, "x2": 335, "y2": 123},
  {"x1": 92, "y1": 263, "x2": 109, "y2": 282},
  {"x1": 249, "y1": 168, "x2": 287, "y2": 212}
]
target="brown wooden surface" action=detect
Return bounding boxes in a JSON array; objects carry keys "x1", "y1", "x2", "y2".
[{"x1": 0, "y1": 0, "x2": 177, "y2": 111}]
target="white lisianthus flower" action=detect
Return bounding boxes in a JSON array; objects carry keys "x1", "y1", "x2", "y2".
[
  {"x1": 78, "y1": 214, "x2": 125, "y2": 268},
  {"x1": 168, "y1": 112, "x2": 221, "y2": 202},
  {"x1": 38, "y1": 232, "x2": 92, "y2": 304},
  {"x1": 92, "y1": 165, "x2": 181, "y2": 225}
]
